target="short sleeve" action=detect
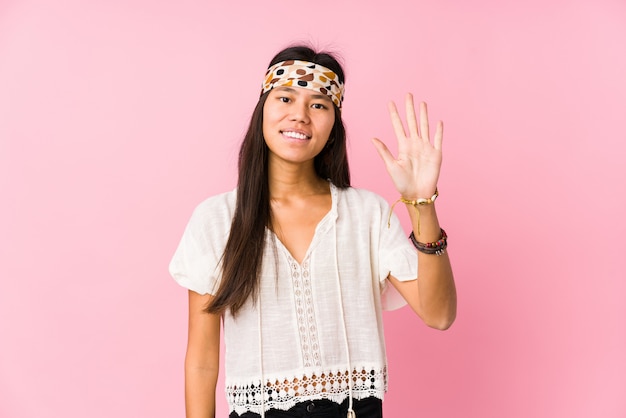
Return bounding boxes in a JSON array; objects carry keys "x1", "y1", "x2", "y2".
[
  {"x1": 168, "y1": 191, "x2": 235, "y2": 295},
  {"x1": 378, "y1": 204, "x2": 418, "y2": 311}
]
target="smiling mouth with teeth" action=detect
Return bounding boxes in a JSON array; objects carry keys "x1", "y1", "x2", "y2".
[{"x1": 281, "y1": 130, "x2": 311, "y2": 140}]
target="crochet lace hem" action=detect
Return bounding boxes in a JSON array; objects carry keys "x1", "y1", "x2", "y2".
[{"x1": 227, "y1": 366, "x2": 387, "y2": 415}]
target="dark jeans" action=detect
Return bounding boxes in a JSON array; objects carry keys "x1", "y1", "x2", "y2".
[{"x1": 229, "y1": 396, "x2": 382, "y2": 418}]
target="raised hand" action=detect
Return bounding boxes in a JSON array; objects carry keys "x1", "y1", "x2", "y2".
[{"x1": 371, "y1": 93, "x2": 443, "y2": 200}]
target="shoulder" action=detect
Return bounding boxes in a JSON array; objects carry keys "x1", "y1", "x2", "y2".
[
  {"x1": 187, "y1": 189, "x2": 237, "y2": 230},
  {"x1": 193, "y1": 189, "x2": 237, "y2": 213},
  {"x1": 336, "y1": 186, "x2": 390, "y2": 210}
]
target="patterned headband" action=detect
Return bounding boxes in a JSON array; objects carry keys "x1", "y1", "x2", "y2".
[{"x1": 261, "y1": 60, "x2": 345, "y2": 108}]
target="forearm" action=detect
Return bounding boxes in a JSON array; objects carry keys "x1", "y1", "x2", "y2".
[
  {"x1": 184, "y1": 361, "x2": 218, "y2": 418},
  {"x1": 372, "y1": 94, "x2": 455, "y2": 328},
  {"x1": 185, "y1": 291, "x2": 221, "y2": 418},
  {"x1": 407, "y1": 203, "x2": 456, "y2": 329}
]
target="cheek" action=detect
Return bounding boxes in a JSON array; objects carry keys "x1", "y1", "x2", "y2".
[
  {"x1": 323, "y1": 115, "x2": 336, "y2": 137},
  {"x1": 262, "y1": 102, "x2": 282, "y2": 126},
  {"x1": 262, "y1": 105, "x2": 274, "y2": 137}
]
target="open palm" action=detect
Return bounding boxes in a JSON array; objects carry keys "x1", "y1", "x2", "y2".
[{"x1": 372, "y1": 93, "x2": 443, "y2": 200}]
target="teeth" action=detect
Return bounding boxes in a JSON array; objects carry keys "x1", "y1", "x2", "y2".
[{"x1": 282, "y1": 131, "x2": 309, "y2": 140}]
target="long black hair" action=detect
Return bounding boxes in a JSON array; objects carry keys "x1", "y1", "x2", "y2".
[{"x1": 206, "y1": 45, "x2": 350, "y2": 316}]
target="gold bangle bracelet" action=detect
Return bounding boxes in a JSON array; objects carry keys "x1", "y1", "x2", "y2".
[
  {"x1": 399, "y1": 188, "x2": 438, "y2": 206},
  {"x1": 387, "y1": 189, "x2": 439, "y2": 236}
]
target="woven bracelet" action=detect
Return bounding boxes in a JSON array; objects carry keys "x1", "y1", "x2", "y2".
[
  {"x1": 409, "y1": 228, "x2": 448, "y2": 256},
  {"x1": 387, "y1": 189, "x2": 439, "y2": 235}
]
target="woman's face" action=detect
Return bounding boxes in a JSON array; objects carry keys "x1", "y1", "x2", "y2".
[{"x1": 262, "y1": 86, "x2": 335, "y2": 167}]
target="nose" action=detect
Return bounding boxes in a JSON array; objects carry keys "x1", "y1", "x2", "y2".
[{"x1": 289, "y1": 101, "x2": 310, "y2": 123}]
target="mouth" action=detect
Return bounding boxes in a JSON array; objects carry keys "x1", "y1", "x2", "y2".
[{"x1": 281, "y1": 130, "x2": 311, "y2": 140}]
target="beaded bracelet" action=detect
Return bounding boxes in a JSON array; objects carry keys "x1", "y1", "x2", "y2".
[{"x1": 409, "y1": 228, "x2": 448, "y2": 256}]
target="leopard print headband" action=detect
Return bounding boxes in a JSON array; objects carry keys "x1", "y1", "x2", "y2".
[{"x1": 261, "y1": 60, "x2": 345, "y2": 108}]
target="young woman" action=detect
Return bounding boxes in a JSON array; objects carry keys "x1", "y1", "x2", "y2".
[{"x1": 170, "y1": 45, "x2": 456, "y2": 418}]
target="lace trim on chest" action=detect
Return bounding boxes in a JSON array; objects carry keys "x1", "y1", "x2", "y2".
[
  {"x1": 226, "y1": 366, "x2": 387, "y2": 414},
  {"x1": 288, "y1": 256, "x2": 322, "y2": 368}
]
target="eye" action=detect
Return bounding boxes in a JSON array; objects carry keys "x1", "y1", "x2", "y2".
[
  {"x1": 279, "y1": 96, "x2": 291, "y2": 103},
  {"x1": 311, "y1": 103, "x2": 327, "y2": 110}
]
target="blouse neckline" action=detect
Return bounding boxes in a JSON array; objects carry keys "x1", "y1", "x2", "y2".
[{"x1": 267, "y1": 182, "x2": 339, "y2": 266}]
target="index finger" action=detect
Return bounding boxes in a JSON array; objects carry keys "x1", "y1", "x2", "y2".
[{"x1": 388, "y1": 101, "x2": 407, "y2": 140}]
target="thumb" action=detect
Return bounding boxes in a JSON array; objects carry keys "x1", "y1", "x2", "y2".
[{"x1": 371, "y1": 138, "x2": 396, "y2": 170}]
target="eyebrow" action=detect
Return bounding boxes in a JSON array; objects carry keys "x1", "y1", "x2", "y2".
[{"x1": 274, "y1": 86, "x2": 332, "y2": 102}]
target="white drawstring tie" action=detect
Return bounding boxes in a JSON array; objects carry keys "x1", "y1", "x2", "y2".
[
  {"x1": 258, "y1": 275, "x2": 266, "y2": 418},
  {"x1": 332, "y1": 221, "x2": 355, "y2": 418}
]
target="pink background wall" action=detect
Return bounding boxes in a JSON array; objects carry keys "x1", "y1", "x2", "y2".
[{"x1": 1, "y1": 0, "x2": 625, "y2": 417}]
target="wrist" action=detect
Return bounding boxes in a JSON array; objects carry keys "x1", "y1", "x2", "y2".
[
  {"x1": 388, "y1": 188, "x2": 442, "y2": 236},
  {"x1": 399, "y1": 188, "x2": 439, "y2": 206}
]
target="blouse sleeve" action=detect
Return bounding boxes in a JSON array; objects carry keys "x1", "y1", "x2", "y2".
[
  {"x1": 378, "y1": 201, "x2": 418, "y2": 311},
  {"x1": 168, "y1": 193, "x2": 233, "y2": 295}
]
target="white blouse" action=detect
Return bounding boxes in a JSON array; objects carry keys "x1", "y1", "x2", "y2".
[{"x1": 170, "y1": 184, "x2": 418, "y2": 415}]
